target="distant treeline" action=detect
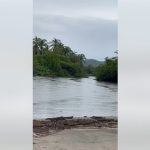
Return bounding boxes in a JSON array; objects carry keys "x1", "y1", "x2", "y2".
[{"x1": 33, "y1": 37, "x2": 118, "y2": 83}]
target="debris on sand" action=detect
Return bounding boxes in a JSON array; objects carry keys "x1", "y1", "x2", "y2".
[{"x1": 33, "y1": 116, "x2": 117, "y2": 136}]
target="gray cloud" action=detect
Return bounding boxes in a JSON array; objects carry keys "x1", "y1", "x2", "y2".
[{"x1": 34, "y1": 0, "x2": 117, "y2": 60}]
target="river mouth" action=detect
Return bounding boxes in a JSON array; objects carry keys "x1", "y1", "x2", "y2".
[{"x1": 33, "y1": 76, "x2": 117, "y2": 119}]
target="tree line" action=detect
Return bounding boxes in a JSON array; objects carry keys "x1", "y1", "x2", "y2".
[
  {"x1": 33, "y1": 37, "x2": 86, "y2": 77},
  {"x1": 33, "y1": 37, "x2": 117, "y2": 83},
  {"x1": 95, "y1": 54, "x2": 118, "y2": 83}
]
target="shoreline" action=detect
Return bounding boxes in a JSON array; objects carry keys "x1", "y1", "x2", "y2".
[
  {"x1": 33, "y1": 116, "x2": 117, "y2": 137},
  {"x1": 33, "y1": 128, "x2": 117, "y2": 150}
]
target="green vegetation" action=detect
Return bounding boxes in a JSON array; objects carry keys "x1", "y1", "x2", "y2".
[
  {"x1": 95, "y1": 54, "x2": 118, "y2": 83},
  {"x1": 33, "y1": 37, "x2": 118, "y2": 83},
  {"x1": 33, "y1": 37, "x2": 86, "y2": 77}
]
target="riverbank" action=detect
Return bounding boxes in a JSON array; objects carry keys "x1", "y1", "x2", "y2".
[
  {"x1": 33, "y1": 116, "x2": 117, "y2": 136},
  {"x1": 33, "y1": 117, "x2": 117, "y2": 150},
  {"x1": 34, "y1": 128, "x2": 117, "y2": 150}
]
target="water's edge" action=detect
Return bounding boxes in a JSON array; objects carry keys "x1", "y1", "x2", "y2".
[{"x1": 33, "y1": 116, "x2": 118, "y2": 137}]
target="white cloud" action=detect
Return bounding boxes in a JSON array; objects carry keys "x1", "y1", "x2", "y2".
[{"x1": 33, "y1": 0, "x2": 117, "y2": 60}]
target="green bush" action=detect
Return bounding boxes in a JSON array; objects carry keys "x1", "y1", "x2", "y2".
[{"x1": 96, "y1": 58, "x2": 117, "y2": 83}]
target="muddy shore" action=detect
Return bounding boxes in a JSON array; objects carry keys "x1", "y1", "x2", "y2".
[{"x1": 33, "y1": 116, "x2": 117, "y2": 136}]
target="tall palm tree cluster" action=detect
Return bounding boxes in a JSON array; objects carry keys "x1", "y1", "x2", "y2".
[
  {"x1": 33, "y1": 37, "x2": 86, "y2": 77},
  {"x1": 33, "y1": 37, "x2": 86, "y2": 64}
]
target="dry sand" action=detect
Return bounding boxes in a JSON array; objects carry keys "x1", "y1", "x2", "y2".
[{"x1": 33, "y1": 128, "x2": 117, "y2": 150}]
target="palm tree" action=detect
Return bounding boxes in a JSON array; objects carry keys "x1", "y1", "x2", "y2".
[
  {"x1": 49, "y1": 38, "x2": 64, "y2": 52},
  {"x1": 78, "y1": 54, "x2": 86, "y2": 65},
  {"x1": 33, "y1": 37, "x2": 48, "y2": 55},
  {"x1": 63, "y1": 46, "x2": 73, "y2": 56},
  {"x1": 33, "y1": 36, "x2": 40, "y2": 55},
  {"x1": 39, "y1": 39, "x2": 48, "y2": 55}
]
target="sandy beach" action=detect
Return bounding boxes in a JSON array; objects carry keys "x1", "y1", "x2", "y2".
[
  {"x1": 34, "y1": 128, "x2": 117, "y2": 150},
  {"x1": 33, "y1": 117, "x2": 117, "y2": 150}
]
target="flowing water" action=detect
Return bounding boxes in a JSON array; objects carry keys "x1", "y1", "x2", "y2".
[{"x1": 33, "y1": 76, "x2": 117, "y2": 119}]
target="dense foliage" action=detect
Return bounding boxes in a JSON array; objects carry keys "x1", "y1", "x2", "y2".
[
  {"x1": 33, "y1": 37, "x2": 86, "y2": 77},
  {"x1": 96, "y1": 56, "x2": 118, "y2": 83},
  {"x1": 33, "y1": 37, "x2": 118, "y2": 83}
]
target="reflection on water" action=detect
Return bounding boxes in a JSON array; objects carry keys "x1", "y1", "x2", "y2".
[{"x1": 33, "y1": 76, "x2": 117, "y2": 119}]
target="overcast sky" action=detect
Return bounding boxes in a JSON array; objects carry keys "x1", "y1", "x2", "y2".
[{"x1": 33, "y1": 0, "x2": 117, "y2": 61}]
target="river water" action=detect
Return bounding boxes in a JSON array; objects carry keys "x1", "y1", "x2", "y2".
[{"x1": 33, "y1": 76, "x2": 117, "y2": 119}]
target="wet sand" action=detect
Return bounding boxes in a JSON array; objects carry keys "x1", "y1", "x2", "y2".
[{"x1": 34, "y1": 128, "x2": 117, "y2": 150}]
